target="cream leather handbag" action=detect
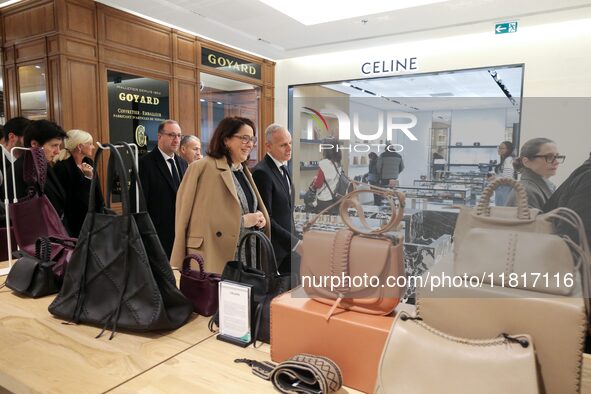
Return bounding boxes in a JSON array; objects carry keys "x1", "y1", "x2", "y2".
[
  {"x1": 375, "y1": 312, "x2": 539, "y2": 394},
  {"x1": 417, "y1": 178, "x2": 591, "y2": 394}
]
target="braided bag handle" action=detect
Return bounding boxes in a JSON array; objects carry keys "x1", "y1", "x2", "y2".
[
  {"x1": 181, "y1": 254, "x2": 206, "y2": 280},
  {"x1": 477, "y1": 177, "x2": 530, "y2": 219}
]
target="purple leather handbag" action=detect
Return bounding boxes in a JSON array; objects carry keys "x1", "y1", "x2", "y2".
[
  {"x1": 179, "y1": 254, "x2": 221, "y2": 317},
  {"x1": 8, "y1": 148, "x2": 69, "y2": 256}
]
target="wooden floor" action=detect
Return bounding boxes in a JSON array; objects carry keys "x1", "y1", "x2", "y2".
[{"x1": 0, "y1": 258, "x2": 590, "y2": 393}]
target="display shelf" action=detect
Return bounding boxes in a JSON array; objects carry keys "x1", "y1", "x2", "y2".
[
  {"x1": 447, "y1": 163, "x2": 480, "y2": 166},
  {"x1": 300, "y1": 165, "x2": 319, "y2": 171},
  {"x1": 396, "y1": 185, "x2": 471, "y2": 202},
  {"x1": 448, "y1": 145, "x2": 497, "y2": 148}
]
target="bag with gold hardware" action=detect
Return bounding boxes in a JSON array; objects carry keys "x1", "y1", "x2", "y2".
[{"x1": 300, "y1": 186, "x2": 405, "y2": 319}]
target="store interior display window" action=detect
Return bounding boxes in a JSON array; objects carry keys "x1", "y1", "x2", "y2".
[
  {"x1": 289, "y1": 65, "x2": 524, "y2": 207},
  {"x1": 199, "y1": 73, "x2": 260, "y2": 163},
  {"x1": 18, "y1": 63, "x2": 48, "y2": 120}
]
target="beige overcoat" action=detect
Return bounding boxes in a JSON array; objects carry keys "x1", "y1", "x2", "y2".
[{"x1": 170, "y1": 156, "x2": 270, "y2": 273}]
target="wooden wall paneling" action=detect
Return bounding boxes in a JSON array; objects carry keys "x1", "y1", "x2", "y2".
[
  {"x1": 262, "y1": 60, "x2": 275, "y2": 87},
  {"x1": 175, "y1": 80, "x2": 197, "y2": 134},
  {"x1": 57, "y1": 0, "x2": 97, "y2": 41},
  {"x1": 47, "y1": 34, "x2": 60, "y2": 56},
  {"x1": 97, "y1": 4, "x2": 172, "y2": 60},
  {"x1": 173, "y1": 31, "x2": 196, "y2": 66},
  {"x1": 3, "y1": 45, "x2": 15, "y2": 65},
  {"x1": 173, "y1": 63, "x2": 196, "y2": 82},
  {"x1": 60, "y1": 35, "x2": 98, "y2": 61},
  {"x1": 2, "y1": 0, "x2": 56, "y2": 44},
  {"x1": 4, "y1": 64, "x2": 18, "y2": 119},
  {"x1": 14, "y1": 37, "x2": 47, "y2": 63},
  {"x1": 61, "y1": 57, "x2": 99, "y2": 134},
  {"x1": 47, "y1": 55, "x2": 62, "y2": 124},
  {"x1": 99, "y1": 46, "x2": 172, "y2": 77}
]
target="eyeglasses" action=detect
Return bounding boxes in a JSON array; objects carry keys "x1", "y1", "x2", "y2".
[
  {"x1": 233, "y1": 135, "x2": 257, "y2": 145},
  {"x1": 162, "y1": 132, "x2": 182, "y2": 139},
  {"x1": 531, "y1": 154, "x2": 566, "y2": 163}
]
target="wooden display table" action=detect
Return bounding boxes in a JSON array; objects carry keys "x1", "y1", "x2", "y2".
[{"x1": 0, "y1": 263, "x2": 589, "y2": 393}]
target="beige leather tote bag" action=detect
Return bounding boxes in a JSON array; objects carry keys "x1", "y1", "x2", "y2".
[{"x1": 375, "y1": 312, "x2": 539, "y2": 394}]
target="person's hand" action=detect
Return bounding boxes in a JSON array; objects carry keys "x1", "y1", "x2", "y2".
[
  {"x1": 243, "y1": 211, "x2": 266, "y2": 228},
  {"x1": 79, "y1": 162, "x2": 93, "y2": 178}
]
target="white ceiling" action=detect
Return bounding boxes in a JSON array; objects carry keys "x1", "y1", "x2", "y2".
[{"x1": 96, "y1": 0, "x2": 591, "y2": 59}]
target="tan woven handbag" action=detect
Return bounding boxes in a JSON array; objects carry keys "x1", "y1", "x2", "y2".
[
  {"x1": 376, "y1": 311, "x2": 539, "y2": 394},
  {"x1": 300, "y1": 186, "x2": 405, "y2": 319}
]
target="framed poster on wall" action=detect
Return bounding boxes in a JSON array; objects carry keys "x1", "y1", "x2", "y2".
[
  {"x1": 107, "y1": 70, "x2": 170, "y2": 197},
  {"x1": 107, "y1": 70, "x2": 169, "y2": 154}
]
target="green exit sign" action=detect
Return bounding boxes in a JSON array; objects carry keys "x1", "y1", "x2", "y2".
[{"x1": 495, "y1": 22, "x2": 518, "y2": 34}]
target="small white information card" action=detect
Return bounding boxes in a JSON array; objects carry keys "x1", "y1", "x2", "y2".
[{"x1": 218, "y1": 281, "x2": 252, "y2": 345}]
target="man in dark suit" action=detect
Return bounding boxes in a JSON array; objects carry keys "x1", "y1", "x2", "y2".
[
  {"x1": 139, "y1": 119, "x2": 187, "y2": 259},
  {"x1": 1, "y1": 117, "x2": 31, "y2": 201},
  {"x1": 252, "y1": 124, "x2": 300, "y2": 274}
]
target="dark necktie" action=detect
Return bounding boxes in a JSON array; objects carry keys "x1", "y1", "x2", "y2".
[
  {"x1": 167, "y1": 158, "x2": 180, "y2": 188},
  {"x1": 280, "y1": 165, "x2": 291, "y2": 195}
]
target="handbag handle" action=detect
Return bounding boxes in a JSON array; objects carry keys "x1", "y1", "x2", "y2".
[
  {"x1": 89, "y1": 144, "x2": 131, "y2": 215},
  {"x1": 303, "y1": 183, "x2": 405, "y2": 236},
  {"x1": 23, "y1": 147, "x2": 47, "y2": 193},
  {"x1": 237, "y1": 230, "x2": 280, "y2": 276},
  {"x1": 477, "y1": 178, "x2": 530, "y2": 219},
  {"x1": 35, "y1": 237, "x2": 51, "y2": 262},
  {"x1": 182, "y1": 254, "x2": 207, "y2": 280},
  {"x1": 116, "y1": 142, "x2": 147, "y2": 212}
]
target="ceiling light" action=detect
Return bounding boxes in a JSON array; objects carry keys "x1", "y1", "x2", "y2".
[
  {"x1": 259, "y1": 0, "x2": 449, "y2": 25},
  {"x1": 0, "y1": 0, "x2": 23, "y2": 8}
]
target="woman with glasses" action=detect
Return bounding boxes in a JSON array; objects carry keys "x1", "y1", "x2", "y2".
[
  {"x1": 53, "y1": 129, "x2": 104, "y2": 237},
  {"x1": 171, "y1": 116, "x2": 270, "y2": 273},
  {"x1": 506, "y1": 137, "x2": 564, "y2": 209}
]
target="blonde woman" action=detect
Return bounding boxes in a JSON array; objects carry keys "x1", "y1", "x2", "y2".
[{"x1": 53, "y1": 129, "x2": 104, "y2": 237}]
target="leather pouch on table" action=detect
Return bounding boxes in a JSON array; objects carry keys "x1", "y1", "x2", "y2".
[
  {"x1": 375, "y1": 311, "x2": 539, "y2": 394},
  {"x1": 179, "y1": 253, "x2": 221, "y2": 316},
  {"x1": 235, "y1": 353, "x2": 343, "y2": 394},
  {"x1": 5, "y1": 238, "x2": 60, "y2": 298},
  {"x1": 300, "y1": 186, "x2": 406, "y2": 319}
]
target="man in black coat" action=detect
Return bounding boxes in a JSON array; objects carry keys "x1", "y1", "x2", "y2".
[
  {"x1": 252, "y1": 124, "x2": 300, "y2": 273},
  {"x1": 139, "y1": 120, "x2": 187, "y2": 259},
  {"x1": 544, "y1": 152, "x2": 591, "y2": 247},
  {"x1": 1, "y1": 117, "x2": 31, "y2": 201}
]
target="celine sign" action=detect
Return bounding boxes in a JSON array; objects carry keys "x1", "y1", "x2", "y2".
[
  {"x1": 201, "y1": 47, "x2": 262, "y2": 80},
  {"x1": 361, "y1": 57, "x2": 418, "y2": 76}
]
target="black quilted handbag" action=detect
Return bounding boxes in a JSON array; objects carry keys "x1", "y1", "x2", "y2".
[{"x1": 48, "y1": 143, "x2": 192, "y2": 337}]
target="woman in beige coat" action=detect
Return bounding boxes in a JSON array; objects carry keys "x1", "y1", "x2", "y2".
[{"x1": 171, "y1": 116, "x2": 270, "y2": 273}]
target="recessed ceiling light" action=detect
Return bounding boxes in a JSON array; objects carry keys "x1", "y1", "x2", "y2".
[
  {"x1": 259, "y1": 0, "x2": 448, "y2": 25},
  {"x1": 0, "y1": 0, "x2": 23, "y2": 8}
]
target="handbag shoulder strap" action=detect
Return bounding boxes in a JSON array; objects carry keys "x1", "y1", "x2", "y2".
[
  {"x1": 23, "y1": 148, "x2": 48, "y2": 192},
  {"x1": 303, "y1": 183, "x2": 405, "y2": 236},
  {"x1": 237, "y1": 230, "x2": 279, "y2": 276}
]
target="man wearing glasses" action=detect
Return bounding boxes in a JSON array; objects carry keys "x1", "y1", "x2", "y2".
[{"x1": 139, "y1": 119, "x2": 188, "y2": 258}]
